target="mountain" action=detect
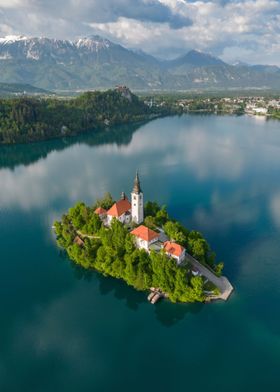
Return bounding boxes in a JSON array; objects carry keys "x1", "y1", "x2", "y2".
[
  {"x1": 0, "y1": 35, "x2": 280, "y2": 91},
  {"x1": 250, "y1": 64, "x2": 280, "y2": 74},
  {"x1": 0, "y1": 35, "x2": 165, "y2": 90},
  {"x1": 166, "y1": 49, "x2": 226, "y2": 68}
]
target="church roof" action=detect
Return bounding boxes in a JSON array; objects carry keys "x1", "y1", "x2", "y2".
[
  {"x1": 107, "y1": 198, "x2": 131, "y2": 218},
  {"x1": 133, "y1": 171, "x2": 142, "y2": 194},
  {"x1": 163, "y1": 241, "x2": 185, "y2": 257},
  {"x1": 131, "y1": 225, "x2": 159, "y2": 242}
]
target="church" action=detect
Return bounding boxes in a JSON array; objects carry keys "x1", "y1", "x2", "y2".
[
  {"x1": 94, "y1": 171, "x2": 186, "y2": 264},
  {"x1": 95, "y1": 171, "x2": 144, "y2": 226}
]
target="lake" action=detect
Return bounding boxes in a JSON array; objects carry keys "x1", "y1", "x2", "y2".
[{"x1": 0, "y1": 114, "x2": 280, "y2": 391}]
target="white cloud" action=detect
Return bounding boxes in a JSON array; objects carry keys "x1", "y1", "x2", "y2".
[
  {"x1": 0, "y1": 0, "x2": 24, "y2": 7},
  {"x1": 1, "y1": 0, "x2": 280, "y2": 63},
  {"x1": 86, "y1": 0, "x2": 280, "y2": 63},
  {"x1": 193, "y1": 189, "x2": 260, "y2": 231}
]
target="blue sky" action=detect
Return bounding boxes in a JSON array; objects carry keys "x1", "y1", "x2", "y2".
[{"x1": 0, "y1": 0, "x2": 279, "y2": 65}]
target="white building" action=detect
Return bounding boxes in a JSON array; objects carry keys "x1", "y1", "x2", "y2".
[
  {"x1": 253, "y1": 107, "x2": 268, "y2": 115},
  {"x1": 131, "y1": 171, "x2": 144, "y2": 224},
  {"x1": 131, "y1": 225, "x2": 160, "y2": 251},
  {"x1": 163, "y1": 241, "x2": 186, "y2": 265}
]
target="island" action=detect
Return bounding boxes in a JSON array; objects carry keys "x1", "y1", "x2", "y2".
[{"x1": 53, "y1": 172, "x2": 233, "y2": 304}]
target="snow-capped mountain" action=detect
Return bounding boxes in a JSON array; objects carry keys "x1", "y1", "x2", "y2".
[
  {"x1": 0, "y1": 35, "x2": 280, "y2": 90},
  {"x1": 0, "y1": 35, "x2": 117, "y2": 63}
]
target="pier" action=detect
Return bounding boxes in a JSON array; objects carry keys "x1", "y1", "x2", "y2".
[{"x1": 147, "y1": 288, "x2": 165, "y2": 304}]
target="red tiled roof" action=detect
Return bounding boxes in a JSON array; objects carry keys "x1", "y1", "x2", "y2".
[
  {"x1": 164, "y1": 241, "x2": 185, "y2": 257},
  {"x1": 131, "y1": 225, "x2": 159, "y2": 242},
  {"x1": 107, "y1": 198, "x2": 131, "y2": 218},
  {"x1": 94, "y1": 207, "x2": 107, "y2": 215}
]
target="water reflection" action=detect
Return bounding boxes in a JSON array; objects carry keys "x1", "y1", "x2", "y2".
[
  {"x1": 70, "y1": 262, "x2": 146, "y2": 311},
  {"x1": 0, "y1": 115, "x2": 279, "y2": 215},
  {"x1": 0, "y1": 121, "x2": 143, "y2": 170},
  {"x1": 154, "y1": 301, "x2": 203, "y2": 327},
  {"x1": 65, "y1": 256, "x2": 198, "y2": 325}
]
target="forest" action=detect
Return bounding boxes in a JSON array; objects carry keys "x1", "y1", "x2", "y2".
[
  {"x1": 0, "y1": 88, "x2": 157, "y2": 144},
  {"x1": 54, "y1": 196, "x2": 223, "y2": 303}
]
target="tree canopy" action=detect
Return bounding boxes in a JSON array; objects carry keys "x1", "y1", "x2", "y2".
[{"x1": 0, "y1": 89, "x2": 152, "y2": 144}]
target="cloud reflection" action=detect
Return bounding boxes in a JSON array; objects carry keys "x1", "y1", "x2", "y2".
[{"x1": 1, "y1": 115, "x2": 280, "y2": 212}]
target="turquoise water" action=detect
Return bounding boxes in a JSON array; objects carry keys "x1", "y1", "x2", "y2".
[{"x1": 0, "y1": 114, "x2": 280, "y2": 391}]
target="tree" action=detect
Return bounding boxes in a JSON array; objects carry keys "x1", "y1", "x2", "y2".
[
  {"x1": 93, "y1": 192, "x2": 114, "y2": 210},
  {"x1": 163, "y1": 221, "x2": 187, "y2": 245},
  {"x1": 68, "y1": 202, "x2": 88, "y2": 229},
  {"x1": 188, "y1": 238, "x2": 208, "y2": 262},
  {"x1": 155, "y1": 206, "x2": 169, "y2": 226},
  {"x1": 144, "y1": 201, "x2": 160, "y2": 217},
  {"x1": 83, "y1": 213, "x2": 102, "y2": 234},
  {"x1": 215, "y1": 262, "x2": 224, "y2": 277},
  {"x1": 144, "y1": 215, "x2": 157, "y2": 229},
  {"x1": 190, "y1": 276, "x2": 205, "y2": 302}
]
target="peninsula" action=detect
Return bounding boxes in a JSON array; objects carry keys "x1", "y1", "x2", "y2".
[
  {"x1": 0, "y1": 86, "x2": 164, "y2": 145},
  {"x1": 54, "y1": 172, "x2": 233, "y2": 304}
]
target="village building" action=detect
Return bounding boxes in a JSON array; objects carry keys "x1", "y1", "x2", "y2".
[
  {"x1": 163, "y1": 241, "x2": 186, "y2": 265},
  {"x1": 131, "y1": 225, "x2": 160, "y2": 251}
]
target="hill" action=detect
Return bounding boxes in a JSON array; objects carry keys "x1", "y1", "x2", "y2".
[
  {"x1": 0, "y1": 87, "x2": 156, "y2": 144},
  {"x1": 0, "y1": 82, "x2": 52, "y2": 96}
]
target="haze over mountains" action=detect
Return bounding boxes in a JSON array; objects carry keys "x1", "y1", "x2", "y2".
[{"x1": 0, "y1": 35, "x2": 280, "y2": 91}]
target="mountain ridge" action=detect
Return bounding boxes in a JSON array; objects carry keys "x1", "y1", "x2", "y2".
[{"x1": 0, "y1": 35, "x2": 280, "y2": 90}]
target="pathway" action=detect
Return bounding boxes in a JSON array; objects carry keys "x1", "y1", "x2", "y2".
[
  {"x1": 77, "y1": 230, "x2": 101, "y2": 240},
  {"x1": 186, "y1": 253, "x2": 234, "y2": 301}
]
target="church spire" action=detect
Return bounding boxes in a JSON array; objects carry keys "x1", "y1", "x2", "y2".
[{"x1": 133, "y1": 170, "x2": 142, "y2": 194}]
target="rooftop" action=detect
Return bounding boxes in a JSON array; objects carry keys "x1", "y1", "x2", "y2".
[
  {"x1": 131, "y1": 225, "x2": 159, "y2": 242},
  {"x1": 107, "y1": 198, "x2": 131, "y2": 218},
  {"x1": 164, "y1": 241, "x2": 185, "y2": 257},
  {"x1": 94, "y1": 207, "x2": 107, "y2": 215}
]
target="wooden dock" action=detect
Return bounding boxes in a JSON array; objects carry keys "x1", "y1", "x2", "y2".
[{"x1": 147, "y1": 288, "x2": 165, "y2": 304}]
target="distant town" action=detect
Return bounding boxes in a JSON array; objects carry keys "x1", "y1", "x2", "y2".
[{"x1": 143, "y1": 94, "x2": 280, "y2": 119}]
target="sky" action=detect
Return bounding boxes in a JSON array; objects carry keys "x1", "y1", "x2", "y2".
[{"x1": 0, "y1": 0, "x2": 279, "y2": 65}]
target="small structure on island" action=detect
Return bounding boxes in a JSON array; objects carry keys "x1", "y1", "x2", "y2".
[
  {"x1": 94, "y1": 207, "x2": 107, "y2": 218},
  {"x1": 131, "y1": 225, "x2": 159, "y2": 251},
  {"x1": 131, "y1": 171, "x2": 144, "y2": 224},
  {"x1": 163, "y1": 241, "x2": 186, "y2": 265},
  {"x1": 74, "y1": 235, "x2": 85, "y2": 247}
]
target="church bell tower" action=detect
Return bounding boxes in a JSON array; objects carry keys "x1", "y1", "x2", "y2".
[{"x1": 131, "y1": 171, "x2": 144, "y2": 224}]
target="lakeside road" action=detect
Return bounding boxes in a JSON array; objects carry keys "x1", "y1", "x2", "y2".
[{"x1": 186, "y1": 253, "x2": 234, "y2": 301}]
